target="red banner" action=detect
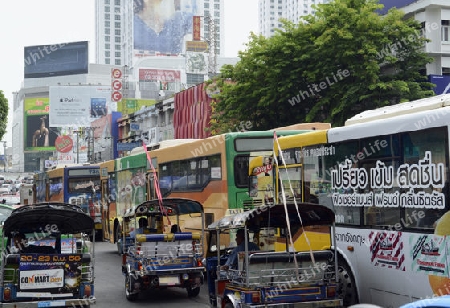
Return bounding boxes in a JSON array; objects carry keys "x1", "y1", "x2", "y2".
[
  {"x1": 139, "y1": 69, "x2": 181, "y2": 82},
  {"x1": 193, "y1": 16, "x2": 201, "y2": 41}
]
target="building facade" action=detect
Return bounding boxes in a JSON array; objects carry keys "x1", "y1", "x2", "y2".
[
  {"x1": 258, "y1": 0, "x2": 330, "y2": 37},
  {"x1": 379, "y1": 0, "x2": 450, "y2": 93}
]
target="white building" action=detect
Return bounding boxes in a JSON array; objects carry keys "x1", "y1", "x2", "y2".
[
  {"x1": 258, "y1": 0, "x2": 330, "y2": 37},
  {"x1": 379, "y1": 0, "x2": 450, "y2": 93},
  {"x1": 401, "y1": 0, "x2": 450, "y2": 76}
]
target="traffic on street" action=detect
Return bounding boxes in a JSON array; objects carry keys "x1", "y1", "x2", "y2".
[{"x1": 94, "y1": 241, "x2": 210, "y2": 308}]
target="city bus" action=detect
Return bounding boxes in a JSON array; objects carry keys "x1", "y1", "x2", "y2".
[
  {"x1": 272, "y1": 94, "x2": 450, "y2": 307},
  {"x1": 36, "y1": 164, "x2": 102, "y2": 239},
  {"x1": 109, "y1": 124, "x2": 330, "y2": 249}
]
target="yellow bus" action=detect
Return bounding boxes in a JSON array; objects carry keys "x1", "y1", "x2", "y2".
[{"x1": 272, "y1": 94, "x2": 450, "y2": 307}]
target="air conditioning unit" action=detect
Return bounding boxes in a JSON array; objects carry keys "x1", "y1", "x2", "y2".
[{"x1": 148, "y1": 127, "x2": 162, "y2": 146}]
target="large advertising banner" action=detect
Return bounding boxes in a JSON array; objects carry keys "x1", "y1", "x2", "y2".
[
  {"x1": 49, "y1": 86, "x2": 111, "y2": 127},
  {"x1": 133, "y1": 0, "x2": 201, "y2": 56},
  {"x1": 24, "y1": 98, "x2": 57, "y2": 152}
]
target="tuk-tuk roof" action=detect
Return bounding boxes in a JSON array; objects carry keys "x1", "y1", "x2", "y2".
[
  {"x1": 3, "y1": 203, "x2": 94, "y2": 235},
  {"x1": 207, "y1": 203, "x2": 335, "y2": 230},
  {"x1": 124, "y1": 198, "x2": 204, "y2": 218}
]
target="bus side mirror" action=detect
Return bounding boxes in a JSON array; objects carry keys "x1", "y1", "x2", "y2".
[{"x1": 249, "y1": 175, "x2": 258, "y2": 197}]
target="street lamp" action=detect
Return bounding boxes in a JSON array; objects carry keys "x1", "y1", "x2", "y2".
[
  {"x1": 73, "y1": 131, "x2": 81, "y2": 164},
  {"x1": 2, "y1": 141, "x2": 6, "y2": 172}
]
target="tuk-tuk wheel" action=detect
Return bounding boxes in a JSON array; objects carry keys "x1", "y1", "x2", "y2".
[
  {"x1": 224, "y1": 302, "x2": 234, "y2": 308},
  {"x1": 125, "y1": 273, "x2": 139, "y2": 301},
  {"x1": 187, "y1": 286, "x2": 200, "y2": 297}
]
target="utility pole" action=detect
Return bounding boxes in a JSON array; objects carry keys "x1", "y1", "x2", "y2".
[
  {"x1": 86, "y1": 127, "x2": 99, "y2": 163},
  {"x1": 73, "y1": 130, "x2": 81, "y2": 164}
]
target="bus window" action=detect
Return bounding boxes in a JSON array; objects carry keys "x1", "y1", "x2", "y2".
[
  {"x1": 234, "y1": 155, "x2": 249, "y2": 188},
  {"x1": 401, "y1": 127, "x2": 449, "y2": 230}
]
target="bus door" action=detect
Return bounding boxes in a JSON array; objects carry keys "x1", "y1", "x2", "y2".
[
  {"x1": 147, "y1": 172, "x2": 158, "y2": 200},
  {"x1": 101, "y1": 179, "x2": 109, "y2": 240}
]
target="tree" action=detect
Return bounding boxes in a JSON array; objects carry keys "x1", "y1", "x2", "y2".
[
  {"x1": 0, "y1": 91, "x2": 8, "y2": 140},
  {"x1": 209, "y1": 0, "x2": 434, "y2": 133}
]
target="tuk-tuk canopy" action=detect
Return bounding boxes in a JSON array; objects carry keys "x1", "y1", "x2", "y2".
[
  {"x1": 123, "y1": 198, "x2": 204, "y2": 219},
  {"x1": 208, "y1": 203, "x2": 335, "y2": 231},
  {"x1": 3, "y1": 203, "x2": 94, "y2": 235}
]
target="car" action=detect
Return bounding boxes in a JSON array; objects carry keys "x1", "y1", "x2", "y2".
[
  {"x1": 0, "y1": 204, "x2": 14, "y2": 226},
  {"x1": 399, "y1": 295, "x2": 450, "y2": 308},
  {"x1": 0, "y1": 184, "x2": 11, "y2": 195}
]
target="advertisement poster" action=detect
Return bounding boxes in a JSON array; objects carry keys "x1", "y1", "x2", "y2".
[
  {"x1": 249, "y1": 156, "x2": 274, "y2": 205},
  {"x1": 19, "y1": 254, "x2": 84, "y2": 290},
  {"x1": 410, "y1": 234, "x2": 448, "y2": 276},
  {"x1": 49, "y1": 86, "x2": 111, "y2": 127},
  {"x1": 369, "y1": 230, "x2": 406, "y2": 271},
  {"x1": 133, "y1": 0, "x2": 201, "y2": 55},
  {"x1": 24, "y1": 98, "x2": 57, "y2": 152}
]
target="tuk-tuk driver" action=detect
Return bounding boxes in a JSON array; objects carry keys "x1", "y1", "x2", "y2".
[
  {"x1": 12, "y1": 232, "x2": 28, "y2": 253},
  {"x1": 221, "y1": 229, "x2": 259, "y2": 271}
]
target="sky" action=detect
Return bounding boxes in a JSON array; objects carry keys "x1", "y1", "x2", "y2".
[{"x1": 0, "y1": 0, "x2": 259, "y2": 151}]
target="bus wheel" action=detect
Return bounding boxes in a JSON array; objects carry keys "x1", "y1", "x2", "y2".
[
  {"x1": 125, "y1": 273, "x2": 139, "y2": 301},
  {"x1": 337, "y1": 259, "x2": 358, "y2": 306}
]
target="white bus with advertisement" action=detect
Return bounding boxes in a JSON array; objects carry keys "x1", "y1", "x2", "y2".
[{"x1": 273, "y1": 94, "x2": 450, "y2": 307}]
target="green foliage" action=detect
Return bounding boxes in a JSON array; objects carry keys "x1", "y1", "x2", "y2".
[
  {"x1": 0, "y1": 91, "x2": 8, "y2": 140},
  {"x1": 209, "y1": 0, "x2": 434, "y2": 133}
]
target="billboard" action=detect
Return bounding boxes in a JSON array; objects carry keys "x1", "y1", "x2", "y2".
[
  {"x1": 378, "y1": 0, "x2": 417, "y2": 15},
  {"x1": 133, "y1": 0, "x2": 201, "y2": 55},
  {"x1": 117, "y1": 98, "x2": 157, "y2": 115},
  {"x1": 24, "y1": 98, "x2": 58, "y2": 152},
  {"x1": 186, "y1": 52, "x2": 208, "y2": 74},
  {"x1": 49, "y1": 86, "x2": 112, "y2": 127},
  {"x1": 24, "y1": 41, "x2": 89, "y2": 78},
  {"x1": 139, "y1": 69, "x2": 181, "y2": 82}
]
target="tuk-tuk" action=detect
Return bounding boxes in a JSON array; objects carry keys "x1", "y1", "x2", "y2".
[
  {"x1": 205, "y1": 202, "x2": 343, "y2": 308},
  {"x1": 0, "y1": 202, "x2": 95, "y2": 307},
  {"x1": 122, "y1": 198, "x2": 205, "y2": 301}
]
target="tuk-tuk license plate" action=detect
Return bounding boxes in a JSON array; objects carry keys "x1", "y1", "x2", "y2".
[
  {"x1": 38, "y1": 300, "x2": 66, "y2": 307},
  {"x1": 159, "y1": 276, "x2": 180, "y2": 285}
]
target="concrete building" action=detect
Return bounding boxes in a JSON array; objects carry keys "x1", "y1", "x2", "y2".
[
  {"x1": 258, "y1": 0, "x2": 330, "y2": 37},
  {"x1": 12, "y1": 63, "x2": 122, "y2": 172},
  {"x1": 379, "y1": 0, "x2": 450, "y2": 94}
]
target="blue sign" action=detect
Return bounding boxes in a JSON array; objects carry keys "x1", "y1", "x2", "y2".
[
  {"x1": 429, "y1": 75, "x2": 450, "y2": 95},
  {"x1": 377, "y1": 0, "x2": 417, "y2": 15},
  {"x1": 130, "y1": 123, "x2": 140, "y2": 131},
  {"x1": 117, "y1": 142, "x2": 141, "y2": 151}
]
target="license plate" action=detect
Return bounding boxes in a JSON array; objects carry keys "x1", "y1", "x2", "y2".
[
  {"x1": 159, "y1": 276, "x2": 180, "y2": 285},
  {"x1": 38, "y1": 300, "x2": 66, "y2": 307}
]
